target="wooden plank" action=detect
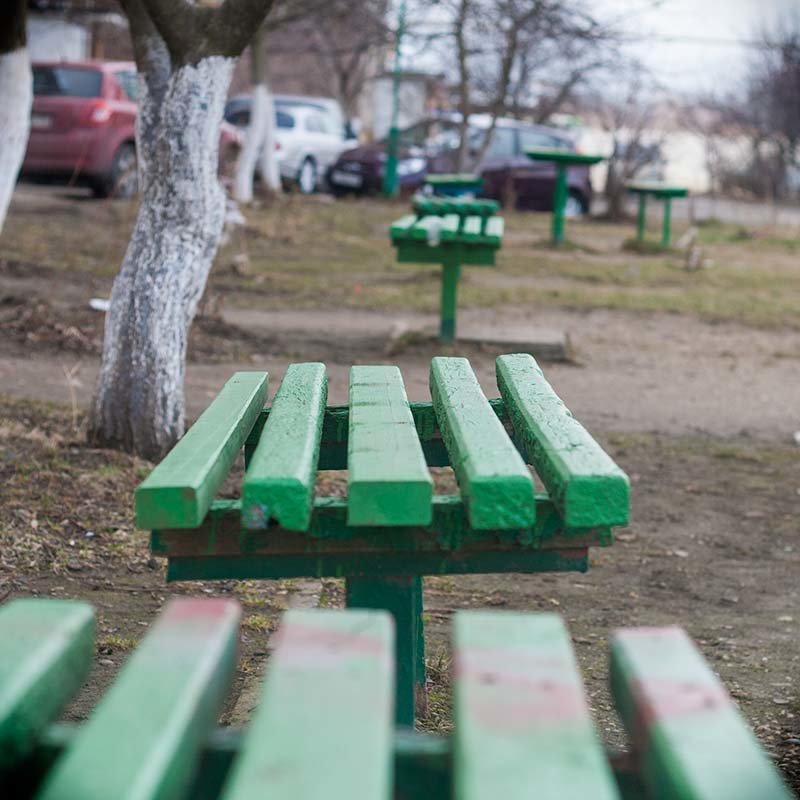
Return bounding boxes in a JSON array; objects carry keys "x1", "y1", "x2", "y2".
[
  {"x1": 453, "y1": 611, "x2": 619, "y2": 800},
  {"x1": 610, "y1": 626, "x2": 792, "y2": 800},
  {"x1": 461, "y1": 216, "x2": 482, "y2": 241},
  {"x1": 483, "y1": 216, "x2": 504, "y2": 245},
  {"x1": 0, "y1": 599, "x2": 94, "y2": 769},
  {"x1": 496, "y1": 353, "x2": 629, "y2": 527},
  {"x1": 136, "y1": 372, "x2": 268, "y2": 530},
  {"x1": 348, "y1": 366, "x2": 433, "y2": 525},
  {"x1": 37, "y1": 598, "x2": 241, "y2": 800},
  {"x1": 390, "y1": 214, "x2": 418, "y2": 241},
  {"x1": 242, "y1": 363, "x2": 326, "y2": 531},
  {"x1": 221, "y1": 609, "x2": 393, "y2": 800},
  {"x1": 439, "y1": 213, "x2": 461, "y2": 241},
  {"x1": 430, "y1": 357, "x2": 534, "y2": 529}
]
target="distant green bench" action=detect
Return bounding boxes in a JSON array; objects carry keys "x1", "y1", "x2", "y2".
[
  {"x1": 627, "y1": 182, "x2": 689, "y2": 247},
  {"x1": 424, "y1": 172, "x2": 483, "y2": 197},
  {"x1": 389, "y1": 209, "x2": 504, "y2": 341},
  {"x1": 3, "y1": 599, "x2": 792, "y2": 799},
  {"x1": 134, "y1": 357, "x2": 629, "y2": 726}
]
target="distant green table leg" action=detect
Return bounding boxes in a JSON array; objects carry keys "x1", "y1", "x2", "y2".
[
  {"x1": 636, "y1": 194, "x2": 647, "y2": 242},
  {"x1": 552, "y1": 162, "x2": 568, "y2": 245},
  {"x1": 439, "y1": 261, "x2": 461, "y2": 342},
  {"x1": 661, "y1": 196, "x2": 672, "y2": 247},
  {"x1": 345, "y1": 575, "x2": 424, "y2": 726}
]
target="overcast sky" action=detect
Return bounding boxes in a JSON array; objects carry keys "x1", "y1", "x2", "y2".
[{"x1": 596, "y1": 0, "x2": 798, "y2": 95}]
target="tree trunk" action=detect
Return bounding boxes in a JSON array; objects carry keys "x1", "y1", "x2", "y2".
[
  {"x1": 0, "y1": 1, "x2": 32, "y2": 234},
  {"x1": 89, "y1": 55, "x2": 234, "y2": 460}
]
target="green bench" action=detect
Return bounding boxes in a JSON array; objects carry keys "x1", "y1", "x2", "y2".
[
  {"x1": 2, "y1": 598, "x2": 791, "y2": 799},
  {"x1": 424, "y1": 172, "x2": 483, "y2": 197},
  {"x1": 135, "y1": 356, "x2": 629, "y2": 726},
  {"x1": 627, "y1": 182, "x2": 689, "y2": 247},
  {"x1": 389, "y1": 208, "x2": 504, "y2": 341}
]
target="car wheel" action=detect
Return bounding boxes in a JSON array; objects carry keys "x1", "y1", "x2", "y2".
[
  {"x1": 92, "y1": 143, "x2": 138, "y2": 199},
  {"x1": 564, "y1": 190, "x2": 587, "y2": 218},
  {"x1": 297, "y1": 158, "x2": 317, "y2": 194}
]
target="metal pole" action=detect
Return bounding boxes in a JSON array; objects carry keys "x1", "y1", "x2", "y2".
[
  {"x1": 662, "y1": 196, "x2": 672, "y2": 247},
  {"x1": 382, "y1": 0, "x2": 407, "y2": 197},
  {"x1": 636, "y1": 194, "x2": 647, "y2": 242},
  {"x1": 552, "y1": 163, "x2": 568, "y2": 245}
]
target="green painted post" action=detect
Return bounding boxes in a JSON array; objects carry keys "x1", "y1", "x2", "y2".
[
  {"x1": 345, "y1": 575, "x2": 423, "y2": 726},
  {"x1": 552, "y1": 163, "x2": 568, "y2": 245},
  {"x1": 661, "y1": 196, "x2": 672, "y2": 247},
  {"x1": 439, "y1": 260, "x2": 461, "y2": 342},
  {"x1": 636, "y1": 193, "x2": 647, "y2": 242}
]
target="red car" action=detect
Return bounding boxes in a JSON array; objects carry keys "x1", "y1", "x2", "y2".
[{"x1": 22, "y1": 60, "x2": 242, "y2": 198}]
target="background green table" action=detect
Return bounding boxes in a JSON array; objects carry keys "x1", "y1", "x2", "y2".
[
  {"x1": 525, "y1": 149, "x2": 604, "y2": 245},
  {"x1": 627, "y1": 182, "x2": 689, "y2": 247},
  {"x1": 425, "y1": 173, "x2": 483, "y2": 197}
]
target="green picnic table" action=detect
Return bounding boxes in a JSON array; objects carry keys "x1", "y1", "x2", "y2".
[
  {"x1": 2, "y1": 598, "x2": 792, "y2": 799},
  {"x1": 627, "y1": 182, "x2": 689, "y2": 247},
  {"x1": 424, "y1": 173, "x2": 483, "y2": 197},
  {"x1": 390, "y1": 201, "x2": 503, "y2": 341},
  {"x1": 526, "y1": 148, "x2": 605, "y2": 245},
  {"x1": 135, "y1": 356, "x2": 630, "y2": 727}
]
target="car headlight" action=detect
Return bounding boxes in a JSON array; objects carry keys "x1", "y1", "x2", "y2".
[{"x1": 397, "y1": 157, "x2": 427, "y2": 176}]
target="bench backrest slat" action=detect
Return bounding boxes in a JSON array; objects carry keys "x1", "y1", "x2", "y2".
[
  {"x1": 439, "y1": 214, "x2": 461, "y2": 241},
  {"x1": 220, "y1": 608, "x2": 394, "y2": 800},
  {"x1": 37, "y1": 598, "x2": 240, "y2": 800},
  {"x1": 430, "y1": 357, "x2": 534, "y2": 529},
  {"x1": 135, "y1": 372, "x2": 268, "y2": 529},
  {"x1": 610, "y1": 626, "x2": 792, "y2": 800},
  {"x1": 0, "y1": 599, "x2": 94, "y2": 769},
  {"x1": 242, "y1": 363, "x2": 327, "y2": 531},
  {"x1": 484, "y1": 216, "x2": 504, "y2": 245},
  {"x1": 389, "y1": 214, "x2": 418, "y2": 241},
  {"x1": 461, "y1": 216, "x2": 482, "y2": 240},
  {"x1": 496, "y1": 354, "x2": 629, "y2": 527},
  {"x1": 347, "y1": 366, "x2": 433, "y2": 526},
  {"x1": 453, "y1": 611, "x2": 619, "y2": 800}
]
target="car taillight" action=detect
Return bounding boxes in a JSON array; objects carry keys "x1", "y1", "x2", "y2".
[
  {"x1": 275, "y1": 141, "x2": 282, "y2": 150},
  {"x1": 84, "y1": 101, "x2": 112, "y2": 125}
]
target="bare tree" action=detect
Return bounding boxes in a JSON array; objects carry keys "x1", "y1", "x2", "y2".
[
  {"x1": 0, "y1": 0, "x2": 32, "y2": 234},
  {"x1": 89, "y1": 0, "x2": 276, "y2": 460}
]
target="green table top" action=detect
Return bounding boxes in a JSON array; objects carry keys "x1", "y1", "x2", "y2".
[
  {"x1": 525, "y1": 149, "x2": 605, "y2": 166},
  {"x1": 626, "y1": 182, "x2": 688, "y2": 198},
  {"x1": 425, "y1": 173, "x2": 483, "y2": 187}
]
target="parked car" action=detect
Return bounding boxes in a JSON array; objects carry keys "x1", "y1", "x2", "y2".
[
  {"x1": 223, "y1": 94, "x2": 356, "y2": 193},
  {"x1": 328, "y1": 114, "x2": 592, "y2": 215},
  {"x1": 22, "y1": 60, "x2": 242, "y2": 198}
]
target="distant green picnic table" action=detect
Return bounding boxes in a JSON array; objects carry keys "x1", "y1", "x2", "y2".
[
  {"x1": 526, "y1": 149, "x2": 605, "y2": 245},
  {"x1": 424, "y1": 173, "x2": 484, "y2": 197},
  {"x1": 627, "y1": 182, "x2": 689, "y2": 247}
]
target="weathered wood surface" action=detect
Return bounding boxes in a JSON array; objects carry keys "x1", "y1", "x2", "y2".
[
  {"x1": 497, "y1": 353, "x2": 629, "y2": 527},
  {"x1": 221, "y1": 609, "x2": 393, "y2": 800},
  {"x1": 454, "y1": 611, "x2": 619, "y2": 800},
  {"x1": 610, "y1": 626, "x2": 792, "y2": 800},
  {"x1": 136, "y1": 372, "x2": 268, "y2": 530},
  {"x1": 242, "y1": 363, "x2": 326, "y2": 531},
  {"x1": 348, "y1": 366, "x2": 433, "y2": 526},
  {"x1": 430, "y1": 357, "x2": 535, "y2": 529},
  {"x1": 0, "y1": 599, "x2": 94, "y2": 769},
  {"x1": 37, "y1": 598, "x2": 240, "y2": 800}
]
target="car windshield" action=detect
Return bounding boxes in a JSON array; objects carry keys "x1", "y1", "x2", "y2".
[
  {"x1": 275, "y1": 109, "x2": 295, "y2": 129},
  {"x1": 33, "y1": 66, "x2": 102, "y2": 98}
]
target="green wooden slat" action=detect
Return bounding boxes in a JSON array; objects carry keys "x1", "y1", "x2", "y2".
[
  {"x1": 242, "y1": 363, "x2": 326, "y2": 531},
  {"x1": 37, "y1": 598, "x2": 241, "y2": 800},
  {"x1": 496, "y1": 354, "x2": 629, "y2": 527},
  {"x1": 483, "y1": 216, "x2": 504, "y2": 245},
  {"x1": 440, "y1": 214, "x2": 461, "y2": 241},
  {"x1": 135, "y1": 372, "x2": 268, "y2": 530},
  {"x1": 461, "y1": 216, "x2": 482, "y2": 241},
  {"x1": 430, "y1": 357, "x2": 534, "y2": 529},
  {"x1": 410, "y1": 216, "x2": 447, "y2": 241},
  {"x1": 348, "y1": 365, "x2": 433, "y2": 525},
  {"x1": 0, "y1": 599, "x2": 94, "y2": 769},
  {"x1": 453, "y1": 611, "x2": 619, "y2": 800},
  {"x1": 610, "y1": 626, "x2": 792, "y2": 800},
  {"x1": 220, "y1": 608, "x2": 394, "y2": 800},
  {"x1": 390, "y1": 214, "x2": 418, "y2": 241}
]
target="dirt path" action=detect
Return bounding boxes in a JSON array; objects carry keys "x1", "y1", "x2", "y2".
[{"x1": 2, "y1": 304, "x2": 798, "y2": 441}]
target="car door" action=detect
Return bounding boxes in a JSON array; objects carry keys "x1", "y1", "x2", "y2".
[{"x1": 473, "y1": 126, "x2": 517, "y2": 203}]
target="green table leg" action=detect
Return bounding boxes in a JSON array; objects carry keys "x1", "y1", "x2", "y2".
[
  {"x1": 636, "y1": 193, "x2": 647, "y2": 242},
  {"x1": 439, "y1": 261, "x2": 461, "y2": 342},
  {"x1": 345, "y1": 575, "x2": 424, "y2": 726},
  {"x1": 552, "y1": 162, "x2": 568, "y2": 245},
  {"x1": 662, "y1": 196, "x2": 672, "y2": 247}
]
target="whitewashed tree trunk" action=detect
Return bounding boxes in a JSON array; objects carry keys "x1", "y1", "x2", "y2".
[
  {"x1": 0, "y1": 47, "x2": 32, "y2": 234},
  {"x1": 90, "y1": 55, "x2": 234, "y2": 459},
  {"x1": 234, "y1": 81, "x2": 280, "y2": 202}
]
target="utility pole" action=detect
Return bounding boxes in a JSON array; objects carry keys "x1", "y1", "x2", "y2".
[{"x1": 382, "y1": 0, "x2": 406, "y2": 197}]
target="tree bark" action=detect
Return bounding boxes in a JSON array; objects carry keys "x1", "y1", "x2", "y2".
[{"x1": 0, "y1": 0, "x2": 31, "y2": 234}]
